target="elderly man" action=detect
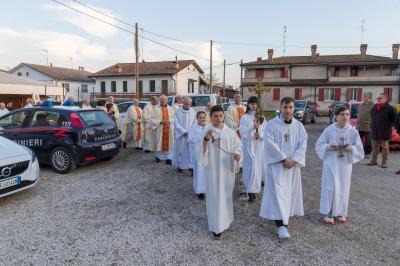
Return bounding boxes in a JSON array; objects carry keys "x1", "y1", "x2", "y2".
[
  {"x1": 356, "y1": 92, "x2": 374, "y2": 158},
  {"x1": 173, "y1": 95, "x2": 183, "y2": 112},
  {"x1": 367, "y1": 93, "x2": 397, "y2": 168},
  {"x1": 24, "y1": 98, "x2": 34, "y2": 108},
  {"x1": 151, "y1": 95, "x2": 175, "y2": 164},
  {"x1": 81, "y1": 99, "x2": 92, "y2": 110},
  {"x1": 0, "y1": 102, "x2": 9, "y2": 117},
  {"x1": 172, "y1": 97, "x2": 196, "y2": 172},
  {"x1": 142, "y1": 96, "x2": 159, "y2": 152},
  {"x1": 107, "y1": 96, "x2": 120, "y2": 128},
  {"x1": 122, "y1": 99, "x2": 143, "y2": 149},
  {"x1": 226, "y1": 94, "x2": 246, "y2": 137}
]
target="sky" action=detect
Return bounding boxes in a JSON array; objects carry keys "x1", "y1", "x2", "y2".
[{"x1": 1, "y1": 0, "x2": 399, "y2": 87}]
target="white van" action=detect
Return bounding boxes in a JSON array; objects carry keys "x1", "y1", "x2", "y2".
[{"x1": 168, "y1": 94, "x2": 222, "y2": 112}]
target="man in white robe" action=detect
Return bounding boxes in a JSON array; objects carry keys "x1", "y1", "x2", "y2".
[
  {"x1": 196, "y1": 105, "x2": 242, "y2": 239},
  {"x1": 173, "y1": 95, "x2": 183, "y2": 112},
  {"x1": 315, "y1": 106, "x2": 364, "y2": 224},
  {"x1": 106, "y1": 96, "x2": 119, "y2": 129},
  {"x1": 225, "y1": 94, "x2": 246, "y2": 137},
  {"x1": 142, "y1": 96, "x2": 159, "y2": 152},
  {"x1": 188, "y1": 111, "x2": 208, "y2": 199},
  {"x1": 151, "y1": 95, "x2": 175, "y2": 164},
  {"x1": 122, "y1": 99, "x2": 143, "y2": 149},
  {"x1": 259, "y1": 97, "x2": 308, "y2": 239},
  {"x1": 81, "y1": 99, "x2": 93, "y2": 110},
  {"x1": 239, "y1": 96, "x2": 266, "y2": 202},
  {"x1": 172, "y1": 97, "x2": 196, "y2": 172}
]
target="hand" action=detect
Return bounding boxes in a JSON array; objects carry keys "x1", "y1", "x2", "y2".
[
  {"x1": 283, "y1": 159, "x2": 296, "y2": 169},
  {"x1": 234, "y1": 154, "x2": 241, "y2": 162},
  {"x1": 253, "y1": 119, "x2": 260, "y2": 129},
  {"x1": 343, "y1": 144, "x2": 352, "y2": 151},
  {"x1": 255, "y1": 132, "x2": 261, "y2": 139},
  {"x1": 206, "y1": 129, "x2": 213, "y2": 139},
  {"x1": 330, "y1": 145, "x2": 339, "y2": 151}
]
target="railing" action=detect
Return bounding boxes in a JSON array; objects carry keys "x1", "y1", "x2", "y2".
[{"x1": 90, "y1": 92, "x2": 175, "y2": 101}]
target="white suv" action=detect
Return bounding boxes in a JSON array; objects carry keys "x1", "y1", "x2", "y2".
[{"x1": 0, "y1": 136, "x2": 39, "y2": 198}]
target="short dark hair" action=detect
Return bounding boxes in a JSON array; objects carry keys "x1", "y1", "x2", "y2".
[
  {"x1": 280, "y1": 97, "x2": 295, "y2": 105},
  {"x1": 334, "y1": 105, "x2": 348, "y2": 116},
  {"x1": 246, "y1": 96, "x2": 258, "y2": 113},
  {"x1": 196, "y1": 111, "x2": 206, "y2": 119},
  {"x1": 106, "y1": 103, "x2": 114, "y2": 111},
  {"x1": 210, "y1": 105, "x2": 224, "y2": 116}
]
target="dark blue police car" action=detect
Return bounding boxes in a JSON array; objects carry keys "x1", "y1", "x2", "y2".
[{"x1": 0, "y1": 106, "x2": 122, "y2": 174}]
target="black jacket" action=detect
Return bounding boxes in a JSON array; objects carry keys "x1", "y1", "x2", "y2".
[{"x1": 370, "y1": 104, "x2": 397, "y2": 140}]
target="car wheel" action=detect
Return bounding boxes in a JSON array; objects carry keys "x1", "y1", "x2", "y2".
[
  {"x1": 50, "y1": 146, "x2": 76, "y2": 174},
  {"x1": 302, "y1": 114, "x2": 307, "y2": 124},
  {"x1": 101, "y1": 156, "x2": 114, "y2": 161}
]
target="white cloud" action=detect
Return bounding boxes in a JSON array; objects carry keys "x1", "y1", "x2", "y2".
[{"x1": 42, "y1": 2, "x2": 121, "y2": 39}]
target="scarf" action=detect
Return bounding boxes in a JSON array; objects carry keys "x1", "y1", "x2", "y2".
[{"x1": 376, "y1": 102, "x2": 387, "y2": 112}]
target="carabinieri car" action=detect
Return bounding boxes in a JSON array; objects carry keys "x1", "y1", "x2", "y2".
[{"x1": 0, "y1": 106, "x2": 122, "y2": 174}]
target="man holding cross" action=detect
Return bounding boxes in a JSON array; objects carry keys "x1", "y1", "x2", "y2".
[{"x1": 259, "y1": 97, "x2": 308, "y2": 239}]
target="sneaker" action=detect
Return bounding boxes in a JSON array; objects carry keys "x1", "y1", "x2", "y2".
[
  {"x1": 210, "y1": 232, "x2": 222, "y2": 240},
  {"x1": 337, "y1": 216, "x2": 347, "y2": 223},
  {"x1": 197, "y1": 193, "x2": 205, "y2": 200},
  {"x1": 248, "y1": 193, "x2": 256, "y2": 202},
  {"x1": 277, "y1": 226, "x2": 290, "y2": 239},
  {"x1": 239, "y1": 193, "x2": 249, "y2": 202},
  {"x1": 166, "y1": 159, "x2": 172, "y2": 165},
  {"x1": 324, "y1": 215, "x2": 334, "y2": 225}
]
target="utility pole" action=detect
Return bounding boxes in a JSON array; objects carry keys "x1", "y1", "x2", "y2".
[
  {"x1": 209, "y1": 40, "x2": 213, "y2": 94},
  {"x1": 223, "y1": 59, "x2": 226, "y2": 97},
  {"x1": 240, "y1": 59, "x2": 243, "y2": 97},
  {"x1": 135, "y1": 22, "x2": 140, "y2": 100},
  {"x1": 283, "y1": 26, "x2": 287, "y2": 56}
]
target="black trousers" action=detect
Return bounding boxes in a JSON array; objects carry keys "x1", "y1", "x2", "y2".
[
  {"x1": 358, "y1": 131, "x2": 372, "y2": 155},
  {"x1": 275, "y1": 220, "x2": 287, "y2": 227}
]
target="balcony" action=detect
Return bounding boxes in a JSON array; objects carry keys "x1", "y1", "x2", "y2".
[
  {"x1": 90, "y1": 92, "x2": 175, "y2": 101},
  {"x1": 329, "y1": 75, "x2": 400, "y2": 83},
  {"x1": 241, "y1": 77, "x2": 290, "y2": 85}
]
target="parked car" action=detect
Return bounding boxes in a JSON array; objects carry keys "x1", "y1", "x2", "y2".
[
  {"x1": 0, "y1": 106, "x2": 122, "y2": 174},
  {"x1": 310, "y1": 102, "x2": 321, "y2": 116},
  {"x1": 0, "y1": 136, "x2": 39, "y2": 198},
  {"x1": 293, "y1": 100, "x2": 317, "y2": 124},
  {"x1": 117, "y1": 100, "x2": 149, "y2": 129},
  {"x1": 169, "y1": 94, "x2": 223, "y2": 112},
  {"x1": 347, "y1": 101, "x2": 362, "y2": 127}
]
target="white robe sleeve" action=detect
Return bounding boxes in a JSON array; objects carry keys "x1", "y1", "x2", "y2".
[
  {"x1": 239, "y1": 115, "x2": 254, "y2": 141},
  {"x1": 291, "y1": 124, "x2": 308, "y2": 167},
  {"x1": 315, "y1": 128, "x2": 331, "y2": 161},
  {"x1": 350, "y1": 129, "x2": 365, "y2": 163},
  {"x1": 174, "y1": 112, "x2": 187, "y2": 140},
  {"x1": 263, "y1": 124, "x2": 287, "y2": 164},
  {"x1": 150, "y1": 108, "x2": 161, "y2": 130},
  {"x1": 195, "y1": 127, "x2": 209, "y2": 167}
]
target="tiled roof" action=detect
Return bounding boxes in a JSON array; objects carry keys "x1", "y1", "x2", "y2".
[
  {"x1": 90, "y1": 60, "x2": 204, "y2": 77},
  {"x1": 0, "y1": 71, "x2": 48, "y2": 85}
]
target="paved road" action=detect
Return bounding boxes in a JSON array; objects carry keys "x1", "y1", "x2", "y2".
[{"x1": 0, "y1": 118, "x2": 399, "y2": 265}]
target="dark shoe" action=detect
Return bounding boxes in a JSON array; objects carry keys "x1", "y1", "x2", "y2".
[
  {"x1": 123, "y1": 142, "x2": 127, "y2": 149},
  {"x1": 135, "y1": 147, "x2": 142, "y2": 150},
  {"x1": 144, "y1": 150, "x2": 152, "y2": 153},
  {"x1": 197, "y1": 193, "x2": 205, "y2": 200},
  {"x1": 248, "y1": 193, "x2": 256, "y2": 202},
  {"x1": 177, "y1": 168, "x2": 183, "y2": 173},
  {"x1": 210, "y1": 232, "x2": 221, "y2": 240},
  {"x1": 189, "y1": 169, "x2": 193, "y2": 177},
  {"x1": 396, "y1": 170, "x2": 400, "y2": 175},
  {"x1": 166, "y1": 159, "x2": 172, "y2": 165},
  {"x1": 155, "y1": 158, "x2": 160, "y2": 163}
]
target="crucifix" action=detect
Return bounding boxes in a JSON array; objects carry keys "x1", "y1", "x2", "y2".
[
  {"x1": 338, "y1": 135, "x2": 346, "y2": 157},
  {"x1": 284, "y1": 133, "x2": 290, "y2": 142},
  {"x1": 248, "y1": 77, "x2": 272, "y2": 125}
]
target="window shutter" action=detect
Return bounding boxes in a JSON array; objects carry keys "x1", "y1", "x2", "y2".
[
  {"x1": 284, "y1": 67, "x2": 289, "y2": 78},
  {"x1": 273, "y1": 88, "x2": 280, "y2": 101},
  {"x1": 280, "y1": 68, "x2": 285, "y2": 78},
  {"x1": 334, "y1": 88, "x2": 341, "y2": 101},
  {"x1": 255, "y1": 69, "x2": 264, "y2": 78},
  {"x1": 384, "y1": 87, "x2": 393, "y2": 101},
  {"x1": 295, "y1": 88, "x2": 302, "y2": 100},
  {"x1": 318, "y1": 88, "x2": 324, "y2": 101},
  {"x1": 346, "y1": 88, "x2": 351, "y2": 102},
  {"x1": 357, "y1": 88, "x2": 363, "y2": 101}
]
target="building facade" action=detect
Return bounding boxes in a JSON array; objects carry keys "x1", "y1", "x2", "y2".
[
  {"x1": 89, "y1": 60, "x2": 204, "y2": 101},
  {"x1": 241, "y1": 44, "x2": 400, "y2": 111},
  {"x1": 9, "y1": 63, "x2": 95, "y2": 101}
]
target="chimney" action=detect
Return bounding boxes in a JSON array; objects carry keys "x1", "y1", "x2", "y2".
[
  {"x1": 78, "y1": 66, "x2": 85, "y2": 71},
  {"x1": 257, "y1": 57, "x2": 262, "y2": 61},
  {"x1": 50, "y1": 63, "x2": 53, "y2": 67},
  {"x1": 360, "y1": 44, "x2": 368, "y2": 57},
  {"x1": 116, "y1": 64, "x2": 122, "y2": 73},
  {"x1": 311, "y1": 45, "x2": 317, "y2": 60},
  {"x1": 392, "y1": 43, "x2": 399, "y2": 60},
  {"x1": 268, "y1": 49, "x2": 274, "y2": 61}
]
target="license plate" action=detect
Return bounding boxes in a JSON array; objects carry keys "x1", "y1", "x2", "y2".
[
  {"x1": 101, "y1": 143, "x2": 116, "y2": 151},
  {"x1": 0, "y1": 176, "x2": 21, "y2": 190}
]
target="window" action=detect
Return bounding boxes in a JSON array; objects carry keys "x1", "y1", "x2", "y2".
[
  {"x1": 295, "y1": 88, "x2": 302, "y2": 100},
  {"x1": 78, "y1": 110, "x2": 114, "y2": 126},
  {"x1": 62, "y1": 83, "x2": 70, "y2": 93},
  {"x1": 273, "y1": 88, "x2": 280, "y2": 101},
  {"x1": 149, "y1": 80, "x2": 155, "y2": 92},
  {"x1": 255, "y1": 69, "x2": 264, "y2": 78},
  {"x1": 280, "y1": 68, "x2": 288, "y2": 78},
  {"x1": 324, "y1": 88, "x2": 335, "y2": 101},
  {"x1": 26, "y1": 72, "x2": 29, "y2": 77},
  {"x1": 350, "y1": 67, "x2": 358, "y2": 77},
  {"x1": 0, "y1": 111, "x2": 28, "y2": 130},
  {"x1": 138, "y1": 80, "x2": 143, "y2": 92},
  {"x1": 100, "y1": 81, "x2": 106, "y2": 93},
  {"x1": 384, "y1": 87, "x2": 393, "y2": 101},
  {"x1": 81, "y1": 84, "x2": 88, "y2": 93},
  {"x1": 346, "y1": 88, "x2": 362, "y2": 101},
  {"x1": 123, "y1": 81, "x2": 128, "y2": 92},
  {"x1": 332, "y1": 67, "x2": 340, "y2": 77},
  {"x1": 29, "y1": 111, "x2": 65, "y2": 127},
  {"x1": 117, "y1": 102, "x2": 132, "y2": 113},
  {"x1": 111, "y1": 81, "x2": 116, "y2": 92},
  {"x1": 191, "y1": 96, "x2": 211, "y2": 107},
  {"x1": 17, "y1": 72, "x2": 21, "y2": 76},
  {"x1": 162, "y1": 80, "x2": 168, "y2": 94}
]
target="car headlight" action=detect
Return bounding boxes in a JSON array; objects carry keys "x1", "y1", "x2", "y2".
[{"x1": 22, "y1": 146, "x2": 37, "y2": 163}]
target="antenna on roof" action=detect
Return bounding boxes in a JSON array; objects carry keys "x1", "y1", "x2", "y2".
[
  {"x1": 67, "y1": 56, "x2": 73, "y2": 69},
  {"x1": 283, "y1": 26, "x2": 287, "y2": 56},
  {"x1": 360, "y1": 18, "x2": 366, "y2": 44}
]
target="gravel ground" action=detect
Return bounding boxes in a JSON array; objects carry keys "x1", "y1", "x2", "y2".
[{"x1": 0, "y1": 117, "x2": 399, "y2": 265}]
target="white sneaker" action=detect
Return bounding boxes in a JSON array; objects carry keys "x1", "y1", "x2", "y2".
[
  {"x1": 277, "y1": 226, "x2": 290, "y2": 239},
  {"x1": 324, "y1": 215, "x2": 334, "y2": 225}
]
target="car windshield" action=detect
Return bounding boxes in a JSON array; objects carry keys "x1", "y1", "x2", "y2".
[
  {"x1": 78, "y1": 110, "x2": 115, "y2": 126},
  {"x1": 192, "y1": 96, "x2": 211, "y2": 107},
  {"x1": 117, "y1": 103, "x2": 132, "y2": 113},
  {"x1": 295, "y1": 101, "x2": 306, "y2": 108}
]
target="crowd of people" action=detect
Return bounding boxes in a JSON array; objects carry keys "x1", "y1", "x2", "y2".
[{"x1": 118, "y1": 92, "x2": 400, "y2": 240}]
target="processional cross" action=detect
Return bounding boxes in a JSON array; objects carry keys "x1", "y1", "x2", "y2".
[{"x1": 248, "y1": 77, "x2": 272, "y2": 124}]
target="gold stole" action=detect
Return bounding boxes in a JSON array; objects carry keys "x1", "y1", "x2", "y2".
[
  {"x1": 135, "y1": 107, "x2": 142, "y2": 141},
  {"x1": 161, "y1": 107, "x2": 170, "y2": 151}
]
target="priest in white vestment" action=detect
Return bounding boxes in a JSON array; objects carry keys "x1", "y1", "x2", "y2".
[
  {"x1": 122, "y1": 99, "x2": 143, "y2": 149},
  {"x1": 259, "y1": 97, "x2": 308, "y2": 239},
  {"x1": 315, "y1": 105, "x2": 364, "y2": 225},
  {"x1": 172, "y1": 97, "x2": 196, "y2": 171},
  {"x1": 142, "y1": 96, "x2": 159, "y2": 152},
  {"x1": 196, "y1": 105, "x2": 242, "y2": 239},
  {"x1": 173, "y1": 95, "x2": 183, "y2": 112},
  {"x1": 225, "y1": 94, "x2": 246, "y2": 136},
  {"x1": 151, "y1": 95, "x2": 175, "y2": 164},
  {"x1": 188, "y1": 111, "x2": 208, "y2": 199},
  {"x1": 239, "y1": 96, "x2": 266, "y2": 202}
]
